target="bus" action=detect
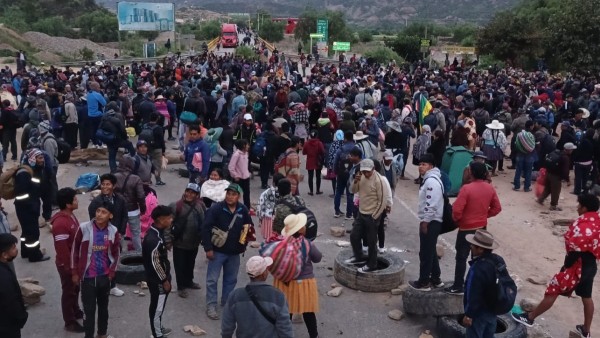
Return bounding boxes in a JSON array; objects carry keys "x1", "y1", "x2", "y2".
[{"x1": 221, "y1": 23, "x2": 238, "y2": 48}]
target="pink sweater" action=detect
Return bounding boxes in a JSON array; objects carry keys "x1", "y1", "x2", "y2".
[{"x1": 228, "y1": 150, "x2": 251, "y2": 179}]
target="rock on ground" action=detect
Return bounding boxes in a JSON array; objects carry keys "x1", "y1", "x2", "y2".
[
  {"x1": 183, "y1": 325, "x2": 207, "y2": 336},
  {"x1": 519, "y1": 297, "x2": 540, "y2": 312},
  {"x1": 19, "y1": 281, "x2": 46, "y2": 298},
  {"x1": 387, "y1": 309, "x2": 404, "y2": 321},
  {"x1": 330, "y1": 226, "x2": 346, "y2": 237},
  {"x1": 436, "y1": 244, "x2": 444, "y2": 258},
  {"x1": 23, "y1": 32, "x2": 118, "y2": 61},
  {"x1": 336, "y1": 240, "x2": 350, "y2": 248},
  {"x1": 418, "y1": 330, "x2": 434, "y2": 338},
  {"x1": 327, "y1": 286, "x2": 343, "y2": 297},
  {"x1": 526, "y1": 276, "x2": 548, "y2": 285}
]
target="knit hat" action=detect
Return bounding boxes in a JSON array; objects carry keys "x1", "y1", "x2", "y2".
[
  {"x1": 26, "y1": 148, "x2": 43, "y2": 167},
  {"x1": 38, "y1": 120, "x2": 51, "y2": 134}
]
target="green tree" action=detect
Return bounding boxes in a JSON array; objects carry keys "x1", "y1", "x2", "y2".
[
  {"x1": 197, "y1": 20, "x2": 221, "y2": 40},
  {"x1": 294, "y1": 9, "x2": 354, "y2": 48},
  {"x1": 476, "y1": 11, "x2": 543, "y2": 67},
  {"x1": 259, "y1": 20, "x2": 285, "y2": 42},
  {"x1": 364, "y1": 47, "x2": 403, "y2": 64},
  {"x1": 235, "y1": 46, "x2": 256, "y2": 59},
  {"x1": 31, "y1": 16, "x2": 72, "y2": 37},
  {"x1": 79, "y1": 47, "x2": 95, "y2": 60},
  {"x1": 358, "y1": 30, "x2": 373, "y2": 43},
  {"x1": 385, "y1": 34, "x2": 421, "y2": 62},
  {"x1": 76, "y1": 10, "x2": 118, "y2": 42},
  {"x1": 0, "y1": 6, "x2": 30, "y2": 32}
]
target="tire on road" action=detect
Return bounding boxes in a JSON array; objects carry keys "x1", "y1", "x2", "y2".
[
  {"x1": 436, "y1": 314, "x2": 527, "y2": 338},
  {"x1": 402, "y1": 284, "x2": 464, "y2": 316},
  {"x1": 115, "y1": 251, "x2": 146, "y2": 285},
  {"x1": 333, "y1": 248, "x2": 405, "y2": 293}
]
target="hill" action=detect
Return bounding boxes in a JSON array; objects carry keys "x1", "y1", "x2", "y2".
[{"x1": 97, "y1": 0, "x2": 521, "y2": 26}]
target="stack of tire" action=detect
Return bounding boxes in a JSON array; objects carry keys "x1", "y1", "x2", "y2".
[{"x1": 402, "y1": 286, "x2": 527, "y2": 337}]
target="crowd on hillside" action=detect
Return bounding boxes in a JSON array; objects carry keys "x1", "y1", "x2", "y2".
[{"x1": 0, "y1": 43, "x2": 599, "y2": 338}]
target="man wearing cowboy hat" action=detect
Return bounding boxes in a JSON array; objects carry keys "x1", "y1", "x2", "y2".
[
  {"x1": 463, "y1": 229, "x2": 506, "y2": 337},
  {"x1": 462, "y1": 151, "x2": 492, "y2": 185},
  {"x1": 354, "y1": 131, "x2": 377, "y2": 160}
]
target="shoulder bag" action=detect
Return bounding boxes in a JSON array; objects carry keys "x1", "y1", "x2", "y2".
[{"x1": 211, "y1": 213, "x2": 238, "y2": 247}]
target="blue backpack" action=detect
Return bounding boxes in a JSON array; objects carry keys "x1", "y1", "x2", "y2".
[
  {"x1": 481, "y1": 254, "x2": 517, "y2": 315},
  {"x1": 251, "y1": 133, "x2": 267, "y2": 159},
  {"x1": 75, "y1": 173, "x2": 100, "y2": 192}
]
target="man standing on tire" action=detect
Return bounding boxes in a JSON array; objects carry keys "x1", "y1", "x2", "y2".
[
  {"x1": 166, "y1": 183, "x2": 205, "y2": 298},
  {"x1": 445, "y1": 162, "x2": 501, "y2": 296},
  {"x1": 409, "y1": 153, "x2": 445, "y2": 291},
  {"x1": 51, "y1": 188, "x2": 84, "y2": 333},
  {"x1": 142, "y1": 205, "x2": 174, "y2": 338},
  {"x1": 71, "y1": 201, "x2": 121, "y2": 338},
  {"x1": 345, "y1": 159, "x2": 390, "y2": 273},
  {"x1": 88, "y1": 174, "x2": 128, "y2": 297},
  {"x1": 201, "y1": 183, "x2": 254, "y2": 320},
  {"x1": 462, "y1": 229, "x2": 503, "y2": 338}
]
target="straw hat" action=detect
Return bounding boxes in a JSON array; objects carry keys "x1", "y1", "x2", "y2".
[
  {"x1": 386, "y1": 121, "x2": 402, "y2": 133},
  {"x1": 486, "y1": 120, "x2": 505, "y2": 130},
  {"x1": 579, "y1": 108, "x2": 591, "y2": 119},
  {"x1": 353, "y1": 131, "x2": 369, "y2": 140},
  {"x1": 281, "y1": 213, "x2": 307, "y2": 238}
]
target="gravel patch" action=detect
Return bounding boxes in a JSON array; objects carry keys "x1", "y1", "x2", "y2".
[{"x1": 23, "y1": 32, "x2": 118, "y2": 59}]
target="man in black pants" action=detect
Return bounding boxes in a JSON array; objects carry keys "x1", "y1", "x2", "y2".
[
  {"x1": 0, "y1": 233, "x2": 29, "y2": 338},
  {"x1": 142, "y1": 205, "x2": 174, "y2": 338}
]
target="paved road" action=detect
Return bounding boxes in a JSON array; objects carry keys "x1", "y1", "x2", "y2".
[{"x1": 8, "y1": 134, "x2": 453, "y2": 338}]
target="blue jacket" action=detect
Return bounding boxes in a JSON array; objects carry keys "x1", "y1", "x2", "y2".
[
  {"x1": 86, "y1": 90, "x2": 106, "y2": 117},
  {"x1": 201, "y1": 201, "x2": 253, "y2": 255},
  {"x1": 333, "y1": 141, "x2": 356, "y2": 174},
  {"x1": 184, "y1": 138, "x2": 211, "y2": 178},
  {"x1": 464, "y1": 252, "x2": 504, "y2": 318}
]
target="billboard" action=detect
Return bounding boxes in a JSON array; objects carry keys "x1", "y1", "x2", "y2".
[{"x1": 117, "y1": 2, "x2": 175, "y2": 31}]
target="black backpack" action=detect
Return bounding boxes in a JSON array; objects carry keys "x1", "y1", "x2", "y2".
[
  {"x1": 335, "y1": 150, "x2": 352, "y2": 176},
  {"x1": 279, "y1": 197, "x2": 318, "y2": 241},
  {"x1": 52, "y1": 106, "x2": 67, "y2": 124},
  {"x1": 423, "y1": 112, "x2": 438, "y2": 130},
  {"x1": 545, "y1": 149, "x2": 561, "y2": 171},
  {"x1": 474, "y1": 109, "x2": 489, "y2": 136},
  {"x1": 480, "y1": 254, "x2": 517, "y2": 315},
  {"x1": 42, "y1": 134, "x2": 72, "y2": 164},
  {"x1": 139, "y1": 124, "x2": 158, "y2": 149}
]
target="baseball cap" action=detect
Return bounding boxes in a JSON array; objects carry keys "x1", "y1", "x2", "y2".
[
  {"x1": 246, "y1": 256, "x2": 273, "y2": 278},
  {"x1": 225, "y1": 183, "x2": 243, "y2": 195},
  {"x1": 564, "y1": 142, "x2": 577, "y2": 150},
  {"x1": 136, "y1": 140, "x2": 148, "y2": 147},
  {"x1": 383, "y1": 150, "x2": 393, "y2": 160},
  {"x1": 243, "y1": 113, "x2": 253, "y2": 121},
  {"x1": 185, "y1": 183, "x2": 200, "y2": 193},
  {"x1": 359, "y1": 159, "x2": 375, "y2": 171}
]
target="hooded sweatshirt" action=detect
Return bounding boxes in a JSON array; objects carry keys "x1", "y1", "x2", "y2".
[
  {"x1": 418, "y1": 168, "x2": 444, "y2": 223},
  {"x1": 114, "y1": 157, "x2": 147, "y2": 214}
]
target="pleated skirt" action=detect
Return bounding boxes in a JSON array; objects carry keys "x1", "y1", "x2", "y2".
[{"x1": 274, "y1": 277, "x2": 320, "y2": 314}]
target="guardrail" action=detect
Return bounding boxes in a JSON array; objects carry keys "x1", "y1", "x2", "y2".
[
  {"x1": 257, "y1": 37, "x2": 275, "y2": 52},
  {"x1": 207, "y1": 36, "x2": 220, "y2": 50}
]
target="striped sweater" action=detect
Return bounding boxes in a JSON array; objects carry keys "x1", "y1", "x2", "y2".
[{"x1": 142, "y1": 226, "x2": 171, "y2": 283}]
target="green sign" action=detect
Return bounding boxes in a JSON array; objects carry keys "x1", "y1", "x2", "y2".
[
  {"x1": 332, "y1": 41, "x2": 351, "y2": 51},
  {"x1": 420, "y1": 39, "x2": 431, "y2": 47},
  {"x1": 316, "y1": 19, "x2": 328, "y2": 42},
  {"x1": 309, "y1": 33, "x2": 324, "y2": 38}
]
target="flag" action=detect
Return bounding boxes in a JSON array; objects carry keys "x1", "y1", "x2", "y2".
[{"x1": 416, "y1": 93, "x2": 432, "y2": 128}]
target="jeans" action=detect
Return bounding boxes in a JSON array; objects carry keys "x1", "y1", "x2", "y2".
[
  {"x1": 574, "y1": 163, "x2": 592, "y2": 195},
  {"x1": 259, "y1": 156, "x2": 274, "y2": 187},
  {"x1": 64, "y1": 123, "x2": 78, "y2": 148},
  {"x1": 237, "y1": 178, "x2": 251, "y2": 209},
  {"x1": 173, "y1": 247, "x2": 199, "y2": 290},
  {"x1": 466, "y1": 311, "x2": 497, "y2": 338},
  {"x1": 350, "y1": 213, "x2": 380, "y2": 269},
  {"x1": 81, "y1": 275, "x2": 111, "y2": 338},
  {"x1": 334, "y1": 172, "x2": 353, "y2": 216},
  {"x1": 109, "y1": 140, "x2": 137, "y2": 172},
  {"x1": 418, "y1": 220, "x2": 442, "y2": 284},
  {"x1": 2, "y1": 127, "x2": 17, "y2": 160},
  {"x1": 513, "y1": 154, "x2": 534, "y2": 190},
  {"x1": 453, "y1": 229, "x2": 479, "y2": 290},
  {"x1": 205, "y1": 251, "x2": 240, "y2": 306},
  {"x1": 128, "y1": 214, "x2": 142, "y2": 251},
  {"x1": 378, "y1": 211, "x2": 387, "y2": 248},
  {"x1": 307, "y1": 168, "x2": 321, "y2": 193},
  {"x1": 88, "y1": 116, "x2": 102, "y2": 146}
]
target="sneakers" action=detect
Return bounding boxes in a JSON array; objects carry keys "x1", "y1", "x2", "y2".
[
  {"x1": 431, "y1": 280, "x2": 445, "y2": 288},
  {"x1": 378, "y1": 247, "x2": 387, "y2": 254},
  {"x1": 189, "y1": 282, "x2": 202, "y2": 289},
  {"x1": 334, "y1": 212, "x2": 343, "y2": 218},
  {"x1": 161, "y1": 327, "x2": 173, "y2": 336},
  {"x1": 64, "y1": 322, "x2": 85, "y2": 333},
  {"x1": 511, "y1": 312, "x2": 534, "y2": 327},
  {"x1": 178, "y1": 289, "x2": 188, "y2": 298},
  {"x1": 344, "y1": 256, "x2": 367, "y2": 265},
  {"x1": 206, "y1": 305, "x2": 219, "y2": 320},
  {"x1": 549, "y1": 205, "x2": 562, "y2": 211},
  {"x1": 345, "y1": 214, "x2": 353, "y2": 220},
  {"x1": 408, "y1": 280, "x2": 431, "y2": 292},
  {"x1": 357, "y1": 265, "x2": 377, "y2": 273},
  {"x1": 443, "y1": 286, "x2": 464, "y2": 295},
  {"x1": 576, "y1": 325, "x2": 591, "y2": 338},
  {"x1": 156, "y1": 181, "x2": 166, "y2": 186},
  {"x1": 110, "y1": 287, "x2": 125, "y2": 297}
]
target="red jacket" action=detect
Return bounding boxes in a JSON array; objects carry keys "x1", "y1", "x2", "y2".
[
  {"x1": 51, "y1": 210, "x2": 80, "y2": 271},
  {"x1": 452, "y1": 180, "x2": 502, "y2": 230},
  {"x1": 71, "y1": 221, "x2": 121, "y2": 279},
  {"x1": 302, "y1": 138, "x2": 325, "y2": 170}
]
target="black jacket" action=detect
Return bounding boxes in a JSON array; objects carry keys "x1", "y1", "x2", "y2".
[
  {"x1": 142, "y1": 226, "x2": 171, "y2": 284},
  {"x1": 137, "y1": 99, "x2": 157, "y2": 125},
  {"x1": 464, "y1": 252, "x2": 504, "y2": 318},
  {"x1": 201, "y1": 201, "x2": 253, "y2": 255},
  {"x1": 88, "y1": 193, "x2": 129, "y2": 235},
  {"x1": 0, "y1": 262, "x2": 28, "y2": 335}
]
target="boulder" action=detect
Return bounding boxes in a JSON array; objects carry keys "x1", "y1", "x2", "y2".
[
  {"x1": 387, "y1": 309, "x2": 404, "y2": 321},
  {"x1": 327, "y1": 286, "x2": 343, "y2": 297},
  {"x1": 330, "y1": 226, "x2": 346, "y2": 237}
]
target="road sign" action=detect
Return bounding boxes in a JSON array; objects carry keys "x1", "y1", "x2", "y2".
[
  {"x1": 316, "y1": 19, "x2": 328, "y2": 42},
  {"x1": 439, "y1": 46, "x2": 476, "y2": 54},
  {"x1": 332, "y1": 41, "x2": 351, "y2": 51},
  {"x1": 420, "y1": 39, "x2": 431, "y2": 47},
  {"x1": 309, "y1": 33, "x2": 324, "y2": 38}
]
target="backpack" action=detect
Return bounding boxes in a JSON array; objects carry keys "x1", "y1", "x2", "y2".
[
  {"x1": 96, "y1": 113, "x2": 117, "y2": 144},
  {"x1": 515, "y1": 131, "x2": 536, "y2": 154},
  {"x1": 75, "y1": 173, "x2": 100, "y2": 192},
  {"x1": 334, "y1": 149, "x2": 353, "y2": 176},
  {"x1": 405, "y1": 105, "x2": 417, "y2": 124},
  {"x1": 480, "y1": 254, "x2": 517, "y2": 315},
  {"x1": 545, "y1": 149, "x2": 561, "y2": 171},
  {"x1": 423, "y1": 112, "x2": 438, "y2": 130},
  {"x1": 274, "y1": 149, "x2": 294, "y2": 175},
  {"x1": 427, "y1": 176, "x2": 457, "y2": 234},
  {"x1": 251, "y1": 133, "x2": 267, "y2": 159},
  {"x1": 259, "y1": 236, "x2": 310, "y2": 283},
  {"x1": 0, "y1": 165, "x2": 33, "y2": 200},
  {"x1": 43, "y1": 134, "x2": 71, "y2": 164},
  {"x1": 474, "y1": 109, "x2": 489, "y2": 136},
  {"x1": 139, "y1": 124, "x2": 158, "y2": 149},
  {"x1": 278, "y1": 197, "x2": 318, "y2": 241},
  {"x1": 52, "y1": 106, "x2": 67, "y2": 124}
]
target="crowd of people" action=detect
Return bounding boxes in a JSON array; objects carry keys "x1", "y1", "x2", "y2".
[{"x1": 0, "y1": 37, "x2": 599, "y2": 337}]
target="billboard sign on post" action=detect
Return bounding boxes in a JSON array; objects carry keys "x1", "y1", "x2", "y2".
[
  {"x1": 117, "y1": 2, "x2": 175, "y2": 31},
  {"x1": 332, "y1": 41, "x2": 350, "y2": 51},
  {"x1": 316, "y1": 19, "x2": 328, "y2": 42}
]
